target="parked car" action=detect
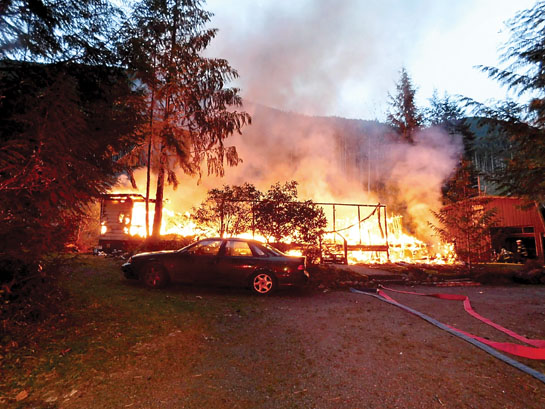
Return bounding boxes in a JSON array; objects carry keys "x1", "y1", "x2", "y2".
[{"x1": 121, "y1": 237, "x2": 309, "y2": 294}]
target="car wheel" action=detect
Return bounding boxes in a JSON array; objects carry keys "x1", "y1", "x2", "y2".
[
  {"x1": 141, "y1": 263, "x2": 169, "y2": 289},
  {"x1": 250, "y1": 272, "x2": 276, "y2": 295}
]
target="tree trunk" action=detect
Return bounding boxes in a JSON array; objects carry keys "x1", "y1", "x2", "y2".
[
  {"x1": 150, "y1": 0, "x2": 178, "y2": 240},
  {"x1": 152, "y1": 149, "x2": 167, "y2": 238},
  {"x1": 145, "y1": 131, "x2": 152, "y2": 237},
  {"x1": 146, "y1": 43, "x2": 158, "y2": 238},
  {"x1": 219, "y1": 199, "x2": 225, "y2": 238}
]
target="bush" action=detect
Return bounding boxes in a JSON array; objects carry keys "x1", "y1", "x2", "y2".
[
  {"x1": 513, "y1": 259, "x2": 545, "y2": 284},
  {"x1": 0, "y1": 257, "x2": 65, "y2": 341},
  {"x1": 134, "y1": 235, "x2": 196, "y2": 254}
]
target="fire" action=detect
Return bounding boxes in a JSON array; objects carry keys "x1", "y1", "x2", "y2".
[
  {"x1": 100, "y1": 191, "x2": 456, "y2": 265},
  {"x1": 320, "y1": 214, "x2": 453, "y2": 264}
]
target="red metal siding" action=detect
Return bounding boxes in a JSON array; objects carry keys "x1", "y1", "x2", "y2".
[{"x1": 485, "y1": 197, "x2": 545, "y2": 233}]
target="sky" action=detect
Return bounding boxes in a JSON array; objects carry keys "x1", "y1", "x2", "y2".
[{"x1": 204, "y1": 0, "x2": 537, "y2": 120}]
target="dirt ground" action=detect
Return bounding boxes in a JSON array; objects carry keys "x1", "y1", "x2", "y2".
[{"x1": 55, "y1": 283, "x2": 545, "y2": 409}]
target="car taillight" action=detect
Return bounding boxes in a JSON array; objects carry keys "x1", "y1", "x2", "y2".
[{"x1": 297, "y1": 264, "x2": 304, "y2": 271}]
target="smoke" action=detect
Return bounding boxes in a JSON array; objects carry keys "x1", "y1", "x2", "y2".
[
  {"x1": 119, "y1": 104, "x2": 462, "y2": 245},
  {"x1": 382, "y1": 127, "x2": 463, "y2": 241},
  {"x1": 123, "y1": 103, "x2": 381, "y2": 207},
  {"x1": 204, "y1": 0, "x2": 472, "y2": 118}
]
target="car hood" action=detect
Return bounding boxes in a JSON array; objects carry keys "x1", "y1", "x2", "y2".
[{"x1": 132, "y1": 250, "x2": 177, "y2": 259}]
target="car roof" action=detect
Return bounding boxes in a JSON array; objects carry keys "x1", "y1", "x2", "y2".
[{"x1": 202, "y1": 237, "x2": 264, "y2": 245}]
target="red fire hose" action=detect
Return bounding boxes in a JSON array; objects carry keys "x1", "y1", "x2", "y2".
[
  {"x1": 350, "y1": 286, "x2": 545, "y2": 384},
  {"x1": 377, "y1": 286, "x2": 545, "y2": 360}
]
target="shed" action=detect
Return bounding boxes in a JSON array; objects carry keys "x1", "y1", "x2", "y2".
[
  {"x1": 98, "y1": 193, "x2": 154, "y2": 251},
  {"x1": 484, "y1": 197, "x2": 545, "y2": 262}
]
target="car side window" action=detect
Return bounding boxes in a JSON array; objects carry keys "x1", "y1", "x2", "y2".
[
  {"x1": 251, "y1": 243, "x2": 268, "y2": 257},
  {"x1": 187, "y1": 239, "x2": 221, "y2": 256},
  {"x1": 225, "y1": 240, "x2": 253, "y2": 257}
]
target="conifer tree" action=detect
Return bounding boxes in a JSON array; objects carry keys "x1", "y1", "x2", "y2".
[
  {"x1": 119, "y1": 0, "x2": 251, "y2": 238},
  {"x1": 387, "y1": 68, "x2": 423, "y2": 144},
  {"x1": 431, "y1": 160, "x2": 497, "y2": 269},
  {"x1": 477, "y1": 1, "x2": 545, "y2": 203},
  {"x1": 0, "y1": 1, "x2": 144, "y2": 326},
  {"x1": 426, "y1": 90, "x2": 475, "y2": 159}
]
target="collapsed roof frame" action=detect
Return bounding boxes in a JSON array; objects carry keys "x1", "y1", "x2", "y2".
[
  {"x1": 214, "y1": 198, "x2": 390, "y2": 263},
  {"x1": 316, "y1": 202, "x2": 390, "y2": 264}
]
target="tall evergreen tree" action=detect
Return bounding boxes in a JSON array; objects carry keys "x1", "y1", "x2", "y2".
[
  {"x1": 119, "y1": 0, "x2": 251, "y2": 239},
  {"x1": 387, "y1": 68, "x2": 423, "y2": 144},
  {"x1": 0, "y1": 1, "x2": 144, "y2": 326},
  {"x1": 0, "y1": 1, "x2": 143, "y2": 260},
  {"x1": 477, "y1": 1, "x2": 545, "y2": 203}
]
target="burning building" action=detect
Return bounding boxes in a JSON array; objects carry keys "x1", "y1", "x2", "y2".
[
  {"x1": 98, "y1": 194, "x2": 155, "y2": 251},
  {"x1": 97, "y1": 190, "x2": 444, "y2": 264}
]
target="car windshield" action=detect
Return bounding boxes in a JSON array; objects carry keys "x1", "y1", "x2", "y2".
[
  {"x1": 177, "y1": 239, "x2": 219, "y2": 253},
  {"x1": 184, "y1": 239, "x2": 222, "y2": 256}
]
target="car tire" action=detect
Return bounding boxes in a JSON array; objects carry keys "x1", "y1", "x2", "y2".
[
  {"x1": 141, "y1": 263, "x2": 169, "y2": 289},
  {"x1": 250, "y1": 271, "x2": 276, "y2": 295}
]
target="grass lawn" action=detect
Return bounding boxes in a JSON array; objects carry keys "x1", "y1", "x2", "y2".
[{"x1": 1, "y1": 255, "x2": 260, "y2": 408}]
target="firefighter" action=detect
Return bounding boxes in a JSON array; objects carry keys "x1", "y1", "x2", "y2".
[{"x1": 516, "y1": 240, "x2": 528, "y2": 263}]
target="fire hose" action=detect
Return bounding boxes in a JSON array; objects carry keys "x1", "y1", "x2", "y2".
[{"x1": 350, "y1": 287, "x2": 545, "y2": 385}]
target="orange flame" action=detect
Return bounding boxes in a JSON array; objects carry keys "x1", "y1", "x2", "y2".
[{"x1": 101, "y1": 190, "x2": 456, "y2": 265}]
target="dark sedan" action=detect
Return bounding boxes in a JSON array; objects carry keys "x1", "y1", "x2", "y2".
[{"x1": 121, "y1": 237, "x2": 309, "y2": 294}]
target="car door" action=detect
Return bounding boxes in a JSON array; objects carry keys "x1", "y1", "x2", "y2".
[
  {"x1": 170, "y1": 239, "x2": 222, "y2": 283},
  {"x1": 215, "y1": 239, "x2": 262, "y2": 286}
]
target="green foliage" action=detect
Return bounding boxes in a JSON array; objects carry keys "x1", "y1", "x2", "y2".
[
  {"x1": 387, "y1": 68, "x2": 423, "y2": 144},
  {"x1": 0, "y1": 62, "x2": 144, "y2": 256},
  {"x1": 254, "y1": 181, "x2": 299, "y2": 243},
  {"x1": 472, "y1": 103, "x2": 545, "y2": 203},
  {"x1": 193, "y1": 183, "x2": 262, "y2": 238},
  {"x1": 254, "y1": 181, "x2": 327, "y2": 245},
  {"x1": 432, "y1": 161, "x2": 498, "y2": 268},
  {"x1": 441, "y1": 160, "x2": 480, "y2": 204},
  {"x1": 0, "y1": 62, "x2": 145, "y2": 329},
  {"x1": 0, "y1": 0, "x2": 148, "y2": 331},
  {"x1": 193, "y1": 181, "x2": 327, "y2": 245},
  {"x1": 118, "y1": 0, "x2": 251, "y2": 237},
  {"x1": 426, "y1": 90, "x2": 475, "y2": 159},
  {"x1": 0, "y1": 0, "x2": 123, "y2": 64},
  {"x1": 431, "y1": 198, "x2": 497, "y2": 267},
  {"x1": 475, "y1": 1, "x2": 545, "y2": 203},
  {"x1": 464, "y1": 116, "x2": 512, "y2": 179},
  {"x1": 426, "y1": 90, "x2": 466, "y2": 129}
]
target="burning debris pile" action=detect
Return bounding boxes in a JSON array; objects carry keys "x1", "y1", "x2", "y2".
[{"x1": 98, "y1": 187, "x2": 456, "y2": 264}]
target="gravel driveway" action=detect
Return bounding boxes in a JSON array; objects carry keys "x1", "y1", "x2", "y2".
[{"x1": 65, "y1": 284, "x2": 545, "y2": 409}]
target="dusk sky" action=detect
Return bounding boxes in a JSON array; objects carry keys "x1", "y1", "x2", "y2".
[{"x1": 205, "y1": 0, "x2": 537, "y2": 120}]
